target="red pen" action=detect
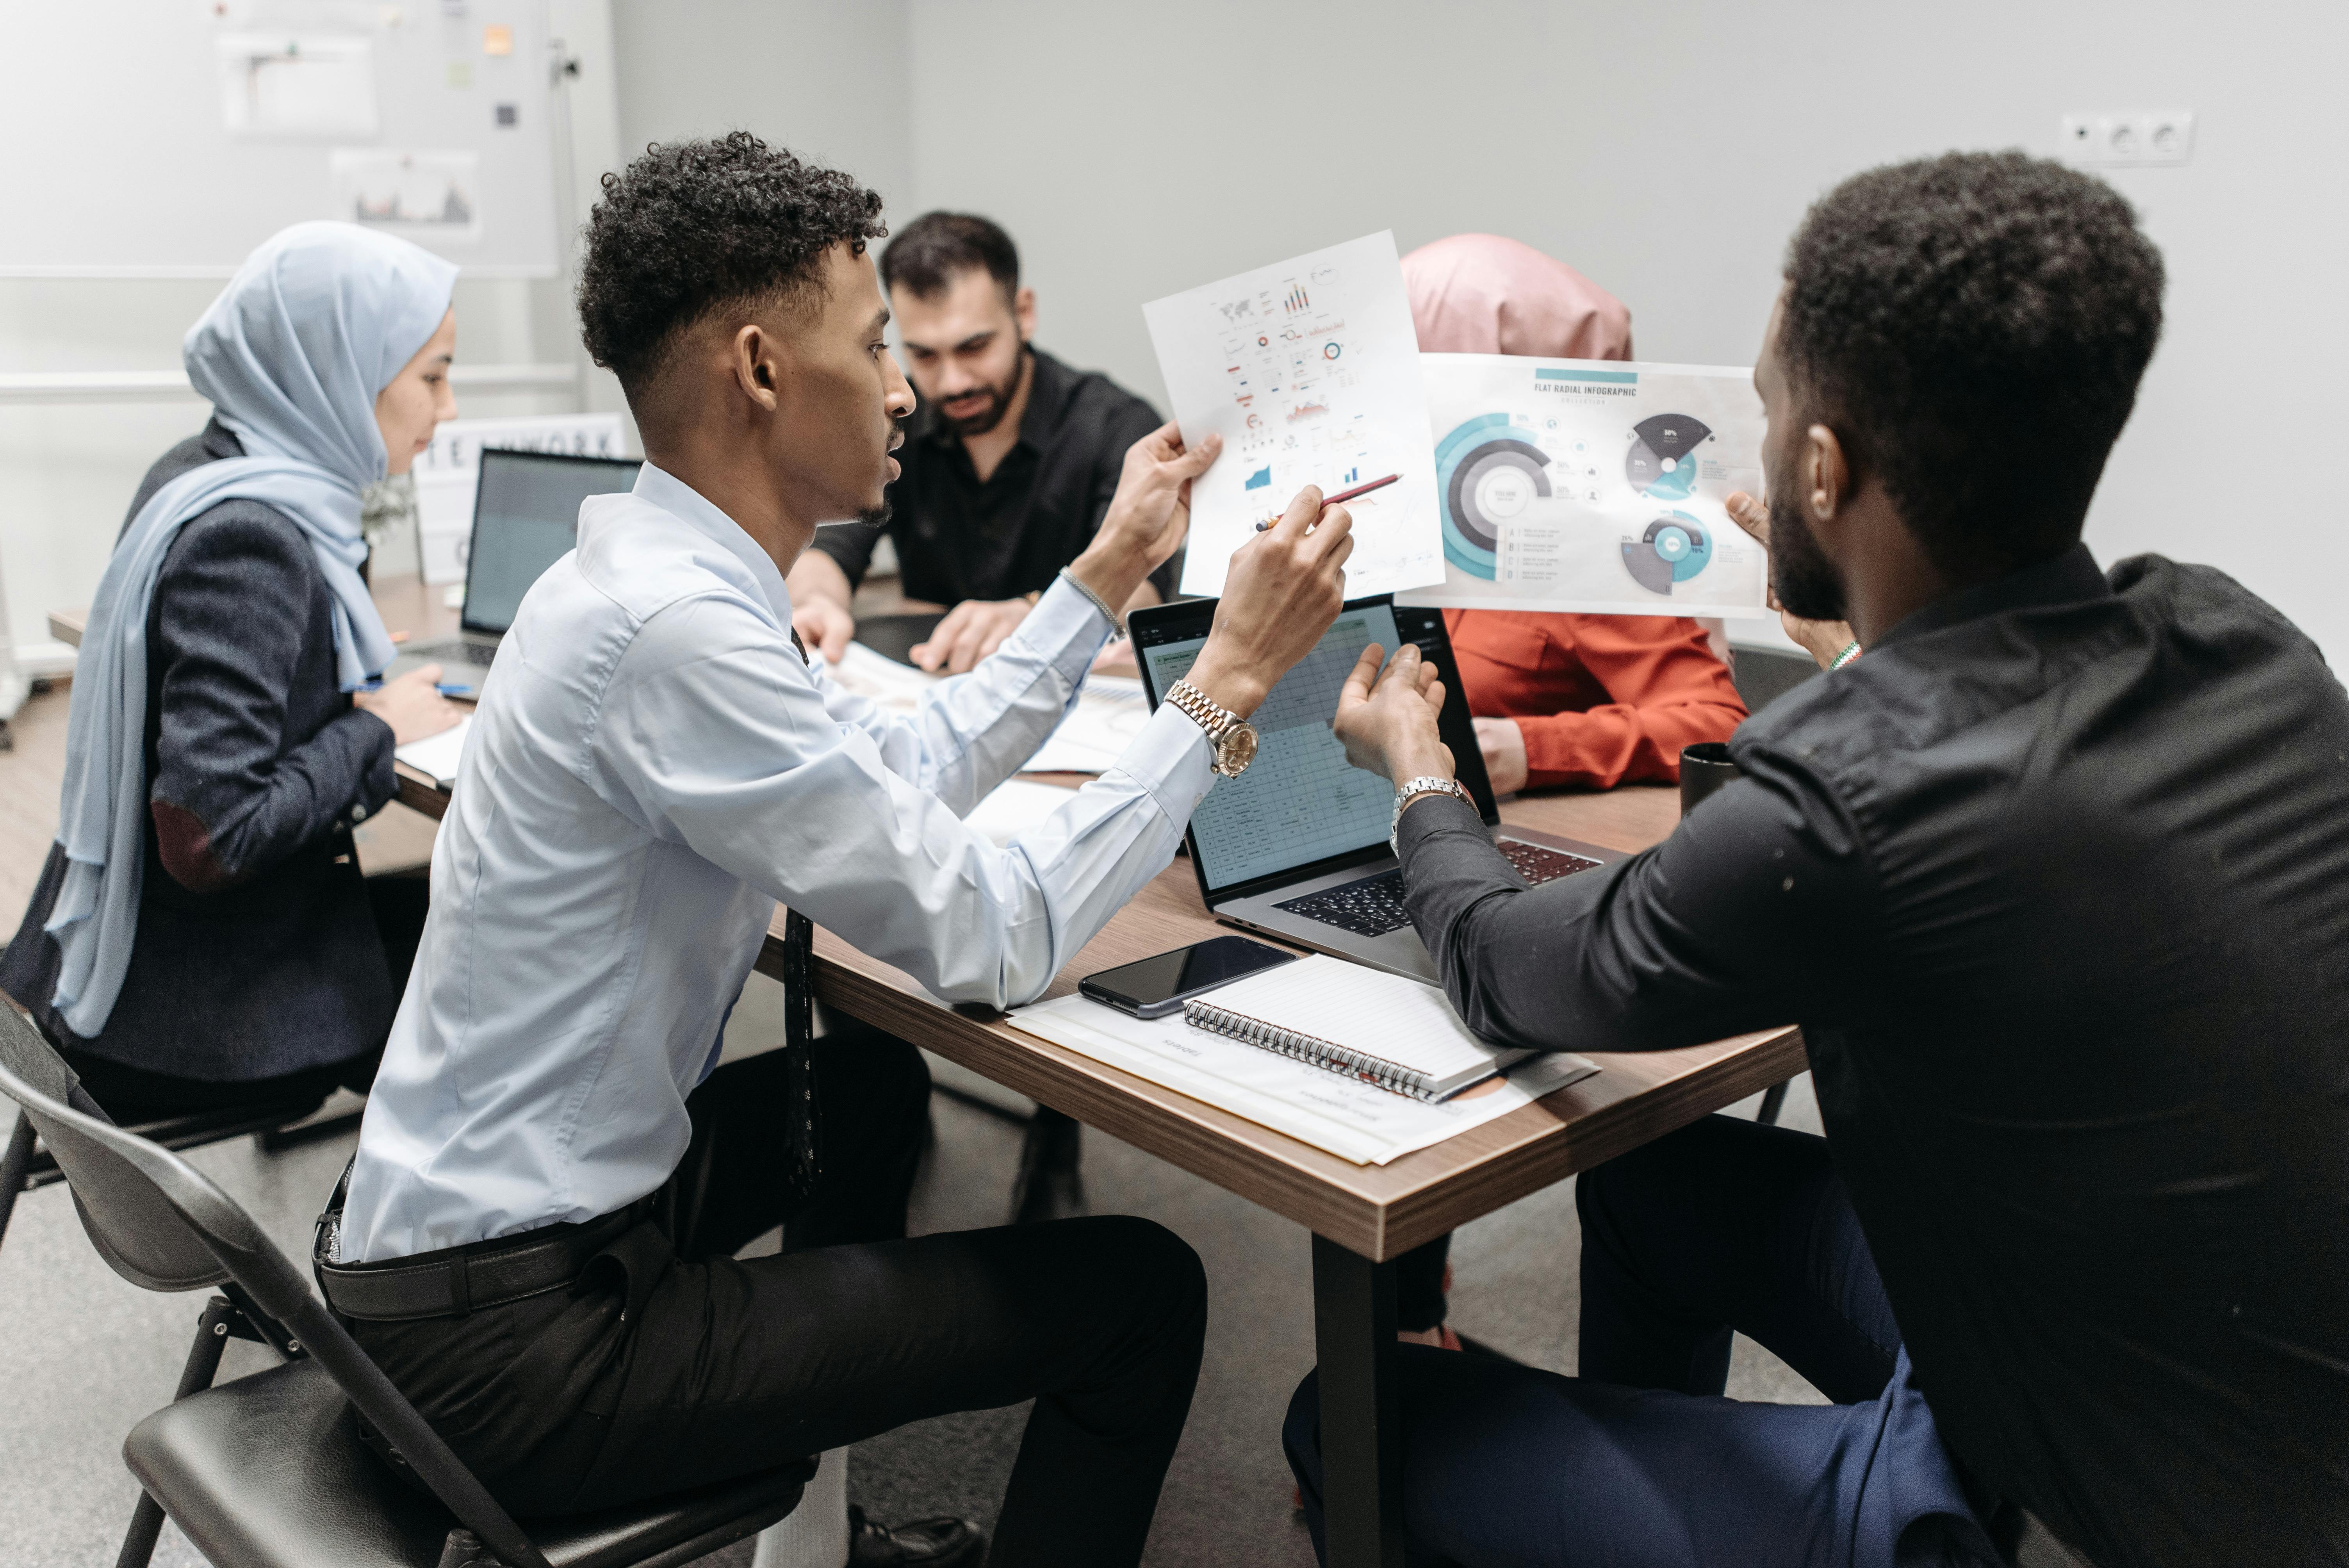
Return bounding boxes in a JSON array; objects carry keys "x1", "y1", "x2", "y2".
[{"x1": 1255, "y1": 472, "x2": 1401, "y2": 530}]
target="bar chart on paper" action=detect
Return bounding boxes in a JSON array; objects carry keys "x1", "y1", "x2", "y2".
[{"x1": 1145, "y1": 232, "x2": 1443, "y2": 598}]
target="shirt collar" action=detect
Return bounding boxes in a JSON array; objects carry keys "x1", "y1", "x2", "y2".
[
  {"x1": 631, "y1": 461, "x2": 792, "y2": 623},
  {"x1": 1870, "y1": 541, "x2": 2110, "y2": 652}
]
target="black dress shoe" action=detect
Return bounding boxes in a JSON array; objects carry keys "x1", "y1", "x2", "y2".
[
  {"x1": 1008, "y1": 1106, "x2": 1087, "y2": 1224},
  {"x1": 846, "y1": 1504, "x2": 985, "y2": 1565}
]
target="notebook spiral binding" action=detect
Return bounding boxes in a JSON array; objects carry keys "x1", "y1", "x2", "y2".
[{"x1": 1181, "y1": 998, "x2": 1441, "y2": 1102}]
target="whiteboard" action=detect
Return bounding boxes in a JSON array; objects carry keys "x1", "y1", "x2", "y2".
[{"x1": 2, "y1": 0, "x2": 558, "y2": 277}]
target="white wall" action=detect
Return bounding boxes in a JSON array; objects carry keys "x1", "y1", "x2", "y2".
[
  {"x1": 898, "y1": 0, "x2": 2349, "y2": 662},
  {"x1": 610, "y1": 0, "x2": 913, "y2": 216}
]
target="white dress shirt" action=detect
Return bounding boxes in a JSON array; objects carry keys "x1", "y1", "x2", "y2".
[{"x1": 339, "y1": 463, "x2": 1213, "y2": 1262}]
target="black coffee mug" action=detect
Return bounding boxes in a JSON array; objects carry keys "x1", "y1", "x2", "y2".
[{"x1": 1679, "y1": 742, "x2": 1742, "y2": 817}]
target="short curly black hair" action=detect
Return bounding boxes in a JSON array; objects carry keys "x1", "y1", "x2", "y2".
[
  {"x1": 576, "y1": 132, "x2": 887, "y2": 396},
  {"x1": 1780, "y1": 150, "x2": 2164, "y2": 575}
]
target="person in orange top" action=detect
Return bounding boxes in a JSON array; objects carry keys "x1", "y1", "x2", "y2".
[
  {"x1": 1443, "y1": 608, "x2": 1747, "y2": 792},
  {"x1": 1390, "y1": 235, "x2": 1748, "y2": 1350},
  {"x1": 1403, "y1": 233, "x2": 1748, "y2": 799}
]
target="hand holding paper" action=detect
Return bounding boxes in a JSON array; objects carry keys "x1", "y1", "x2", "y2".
[{"x1": 1144, "y1": 232, "x2": 1443, "y2": 598}]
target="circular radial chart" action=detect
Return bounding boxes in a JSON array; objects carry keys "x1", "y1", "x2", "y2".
[
  {"x1": 1620, "y1": 511, "x2": 1713, "y2": 595},
  {"x1": 1625, "y1": 413, "x2": 1711, "y2": 501},
  {"x1": 1435, "y1": 413, "x2": 1551, "y2": 578}
]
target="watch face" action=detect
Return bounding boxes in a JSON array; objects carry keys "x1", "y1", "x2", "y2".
[{"x1": 1217, "y1": 723, "x2": 1259, "y2": 775}]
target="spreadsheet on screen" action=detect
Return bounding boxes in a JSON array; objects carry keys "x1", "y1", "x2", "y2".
[{"x1": 1142, "y1": 607, "x2": 1401, "y2": 891}]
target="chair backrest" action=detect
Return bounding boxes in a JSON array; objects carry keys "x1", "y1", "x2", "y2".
[
  {"x1": 0, "y1": 1005, "x2": 554, "y2": 1568},
  {"x1": 0, "y1": 1001, "x2": 232, "y2": 1292}
]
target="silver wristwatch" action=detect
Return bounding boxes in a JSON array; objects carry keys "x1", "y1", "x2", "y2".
[
  {"x1": 1389, "y1": 775, "x2": 1470, "y2": 855},
  {"x1": 1165, "y1": 679, "x2": 1260, "y2": 778}
]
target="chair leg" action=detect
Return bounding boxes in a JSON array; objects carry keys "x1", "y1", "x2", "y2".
[
  {"x1": 1755, "y1": 1080, "x2": 1791, "y2": 1126},
  {"x1": 116, "y1": 1296, "x2": 236, "y2": 1568},
  {"x1": 0, "y1": 1107, "x2": 35, "y2": 1249}
]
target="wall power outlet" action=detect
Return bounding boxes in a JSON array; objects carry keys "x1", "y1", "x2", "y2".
[{"x1": 2061, "y1": 111, "x2": 2195, "y2": 166}]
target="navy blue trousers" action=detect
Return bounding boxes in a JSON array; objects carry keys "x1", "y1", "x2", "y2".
[{"x1": 1284, "y1": 1115, "x2": 1998, "y2": 1567}]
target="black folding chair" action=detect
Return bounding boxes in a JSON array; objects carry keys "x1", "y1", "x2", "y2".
[
  {"x1": 0, "y1": 1088, "x2": 361, "y2": 1254},
  {"x1": 0, "y1": 1001, "x2": 813, "y2": 1568}
]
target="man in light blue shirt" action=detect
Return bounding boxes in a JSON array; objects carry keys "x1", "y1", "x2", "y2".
[{"x1": 314, "y1": 134, "x2": 1356, "y2": 1567}]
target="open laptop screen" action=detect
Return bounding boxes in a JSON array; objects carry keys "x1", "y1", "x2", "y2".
[
  {"x1": 462, "y1": 449, "x2": 642, "y2": 633},
  {"x1": 1138, "y1": 602, "x2": 1404, "y2": 895}
]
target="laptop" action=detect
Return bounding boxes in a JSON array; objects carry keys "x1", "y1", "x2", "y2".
[
  {"x1": 390, "y1": 447, "x2": 641, "y2": 683},
  {"x1": 1128, "y1": 593, "x2": 1624, "y2": 985}
]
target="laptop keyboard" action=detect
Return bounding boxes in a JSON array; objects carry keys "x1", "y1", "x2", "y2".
[{"x1": 1274, "y1": 840, "x2": 1604, "y2": 938}]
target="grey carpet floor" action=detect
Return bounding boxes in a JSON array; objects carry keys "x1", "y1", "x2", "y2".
[{"x1": 0, "y1": 1067, "x2": 1824, "y2": 1567}]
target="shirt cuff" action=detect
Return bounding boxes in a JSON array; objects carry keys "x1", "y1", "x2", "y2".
[
  {"x1": 1006, "y1": 574, "x2": 1115, "y2": 692},
  {"x1": 1109, "y1": 701, "x2": 1216, "y2": 825},
  {"x1": 1394, "y1": 789, "x2": 1486, "y2": 864}
]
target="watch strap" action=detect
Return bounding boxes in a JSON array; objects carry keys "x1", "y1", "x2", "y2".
[
  {"x1": 1389, "y1": 775, "x2": 1470, "y2": 855},
  {"x1": 1166, "y1": 679, "x2": 1235, "y2": 743}
]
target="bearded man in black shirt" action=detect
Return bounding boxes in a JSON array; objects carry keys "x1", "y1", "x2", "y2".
[
  {"x1": 787, "y1": 210, "x2": 1169, "y2": 675},
  {"x1": 1295, "y1": 151, "x2": 2349, "y2": 1568}
]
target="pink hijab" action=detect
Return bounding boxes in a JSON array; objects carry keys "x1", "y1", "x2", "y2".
[
  {"x1": 1403, "y1": 235, "x2": 1732, "y2": 658},
  {"x1": 1401, "y1": 233, "x2": 1633, "y2": 360}
]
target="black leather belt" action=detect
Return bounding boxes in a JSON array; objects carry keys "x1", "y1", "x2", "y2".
[{"x1": 314, "y1": 1166, "x2": 653, "y2": 1322}]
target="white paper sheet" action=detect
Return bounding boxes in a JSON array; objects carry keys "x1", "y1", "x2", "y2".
[
  {"x1": 394, "y1": 715, "x2": 472, "y2": 789},
  {"x1": 1008, "y1": 991, "x2": 1598, "y2": 1166},
  {"x1": 1395, "y1": 355, "x2": 1775, "y2": 618},
  {"x1": 1144, "y1": 232, "x2": 1443, "y2": 598}
]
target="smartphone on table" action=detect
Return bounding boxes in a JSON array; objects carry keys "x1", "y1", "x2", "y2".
[{"x1": 1078, "y1": 935, "x2": 1300, "y2": 1019}]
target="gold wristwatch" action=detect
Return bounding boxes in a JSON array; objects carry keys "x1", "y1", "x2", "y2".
[{"x1": 1165, "y1": 679, "x2": 1259, "y2": 778}]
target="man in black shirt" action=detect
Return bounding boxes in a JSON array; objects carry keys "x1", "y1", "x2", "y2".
[
  {"x1": 1295, "y1": 152, "x2": 2349, "y2": 1568},
  {"x1": 788, "y1": 211, "x2": 1170, "y2": 674}
]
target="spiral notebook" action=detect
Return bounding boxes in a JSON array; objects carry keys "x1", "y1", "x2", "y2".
[{"x1": 1179, "y1": 955, "x2": 1533, "y2": 1102}]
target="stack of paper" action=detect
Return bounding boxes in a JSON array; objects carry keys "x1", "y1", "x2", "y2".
[{"x1": 1008, "y1": 989, "x2": 1597, "y2": 1165}]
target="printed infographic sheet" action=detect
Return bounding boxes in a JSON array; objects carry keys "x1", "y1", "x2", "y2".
[
  {"x1": 1396, "y1": 354, "x2": 1775, "y2": 617},
  {"x1": 1143, "y1": 232, "x2": 1443, "y2": 597}
]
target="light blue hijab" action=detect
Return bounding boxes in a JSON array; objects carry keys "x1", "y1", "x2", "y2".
[{"x1": 46, "y1": 221, "x2": 459, "y2": 1036}]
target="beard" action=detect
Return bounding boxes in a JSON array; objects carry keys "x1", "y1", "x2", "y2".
[
  {"x1": 855, "y1": 500, "x2": 891, "y2": 529},
  {"x1": 936, "y1": 347, "x2": 1029, "y2": 437},
  {"x1": 1764, "y1": 474, "x2": 1849, "y2": 623}
]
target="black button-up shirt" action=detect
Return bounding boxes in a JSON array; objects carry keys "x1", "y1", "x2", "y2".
[
  {"x1": 1397, "y1": 544, "x2": 2349, "y2": 1568},
  {"x1": 811, "y1": 346, "x2": 1172, "y2": 605}
]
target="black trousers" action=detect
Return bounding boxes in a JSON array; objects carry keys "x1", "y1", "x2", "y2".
[
  {"x1": 58, "y1": 870, "x2": 427, "y2": 1121},
  {"x1": 1285, "y1": 1116, "x2": 1991, "y2": 1567},
  {"x1": 350, "y1": 1023, "x2": 1209, "y2": 1568}
]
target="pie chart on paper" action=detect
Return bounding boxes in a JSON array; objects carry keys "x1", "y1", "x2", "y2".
[
  {"x1": 1625, "y1": 413, "x2": 1711, "y2": 501},
  {"x1": 1435, "y1": 413, "x2": 1552, "y2": 580},
  {"x1": 1620, "y1": 511, "x2": 1713, "y2": 595}
]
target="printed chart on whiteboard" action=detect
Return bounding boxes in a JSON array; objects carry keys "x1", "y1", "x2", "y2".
[
  {"x1": 1144, "y1": 232, "x2": 1442, "y2": 599},
  {"x1": 1142, "y1": 606, "x2": 1399, "y2": 889},
  {"x1": 1398, "y1": 354, "x2": 1774, "y2": 618}
]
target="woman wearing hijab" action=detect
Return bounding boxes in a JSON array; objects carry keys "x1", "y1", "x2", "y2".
[
  {"x1": 1388, "y1": 235, "x2": 1749, "y2": 1351},
  {"x1": 0, "y1": 222, "x2": 464, "y2": 1121},
  {"x1": 1404, "y1": 233, "x2": 1748, "y2": 800}
]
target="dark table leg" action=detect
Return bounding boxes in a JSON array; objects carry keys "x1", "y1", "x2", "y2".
[{"x1": 1313, "y1": 1233, "x2": 1404, "y2": 1568}]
